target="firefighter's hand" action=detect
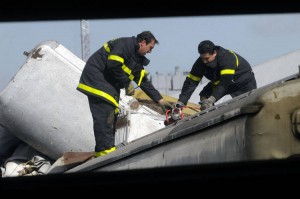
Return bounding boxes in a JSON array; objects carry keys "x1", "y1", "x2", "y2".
[
  {"x1": 125, "y1": 82, "x2": 135, "y2": 96},
  {"x1": 174, "y1": 101, "x2": 185, "y2": 109},
  {"x1": 158, "y1": 100, "x2": 173, "y2": 113},
  {"x1": 199, "y1": 96, "x2": 216, "y2": 111}
]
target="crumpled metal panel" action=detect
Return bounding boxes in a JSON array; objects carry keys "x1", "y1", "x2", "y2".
[{"x1": 0, "y1": 40, "x2": 94, "y2": 159}]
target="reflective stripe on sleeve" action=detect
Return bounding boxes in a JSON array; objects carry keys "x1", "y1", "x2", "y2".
[{"x1": 187, "y1": 73, "x2": 201, "y2": 81}]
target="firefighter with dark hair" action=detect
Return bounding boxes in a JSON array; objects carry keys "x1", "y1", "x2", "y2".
[
  {"x1": 175, "y1": 40, "x2": 257, "y2": 111},
  {"x1": 77, "y1": 31, "x2": 172, "y2": 157}
]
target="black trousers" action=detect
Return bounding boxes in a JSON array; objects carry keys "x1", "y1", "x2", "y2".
[{"x1": 87, "y1": 95, "x2": 117, "y2": 152}]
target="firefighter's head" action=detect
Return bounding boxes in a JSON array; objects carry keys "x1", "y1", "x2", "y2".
[
  {"x1": 137, "y1": 31, "x2": 159, "y2": 56},
  {"x1": 198, "y1": 40, "x2": 217, "y2": 68}
]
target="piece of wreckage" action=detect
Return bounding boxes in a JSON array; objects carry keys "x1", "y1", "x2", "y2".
[{"x1": 2, "y1": 40, "x2": 300, "y2": 177}]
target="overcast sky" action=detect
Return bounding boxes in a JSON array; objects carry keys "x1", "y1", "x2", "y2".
[{"x1": 1, "y1": 13, "x2": 300, "y2": 91}]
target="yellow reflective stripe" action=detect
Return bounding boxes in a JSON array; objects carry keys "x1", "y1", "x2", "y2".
[
  {"x1": 108, "y1": 55, "x2": 124, "y2": 63},
  {"x1": 213, "y1": 80, "x2": 220, "y2": 85},
  {"x1": 221, "y1": 69, "x2": 235, "y2": 75},
  {"x1": 128, "y1": 74, "x2": 134, "y2": 80},
  {"x1": 121, "y1": 65, "x2": 135, "y2": 80},
  {"x1": 95, "y1": 146, "x2": 116, "y2": 157},
  {"x1": 77, "y1": 83, "x2": 119, "y2": 108},
  {"x1": 107, "y1": 55, "x2": 135, "y2": 80},
  {"x1": 121, "y1": 65, "x2": 131, "y2": 75},
  {"x1": 114, "y1": 108, "x2": 119, "y2": 114},
  {"x1": 137, "y1": 70, "x2": 145, "y2": 86},
  {"x1": 229, "y1": 50, "x2": 239, "y2": 67},
  {"x1": 187, "y1": 73, "x2": 201, "y2": 82},
  {"x1": 104, "y1": 43, "x2": 110, "y2": 53}
]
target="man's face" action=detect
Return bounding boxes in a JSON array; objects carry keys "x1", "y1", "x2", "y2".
[
  {"x1": 138, "y1": 39, "x2": 155, "y2": 56},
  {"x1": 200, "y1": 51, "x2": 216, "y2": 64},
  {"x1": 200, "y1": 51, "x2": 218, "y2": 68}
]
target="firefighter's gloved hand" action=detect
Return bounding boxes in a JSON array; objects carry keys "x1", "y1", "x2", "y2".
[
  {"x1": 159, "y1": 100, "x2": 173, "y2": 113},
  {"x1": 174, "y1": 101, "x2": 185, "y2": 109},
  {"x1": 125, "y1": 82, "x2": 135, "y2": 96},
  {"x1": 199, "y1": 96, "x2": 216, "y2": 111}
]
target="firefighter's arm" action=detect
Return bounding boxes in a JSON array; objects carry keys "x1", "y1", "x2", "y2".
[
  {"x1": 137, "y1": 77, "x2": 172, "y2": 113},
  {"x1": 211, "y1": 72, "x2": 234, "y2": 100},
  {"x1": 139, "y1": 76, "x2": 163, "y2": 102},
  {"x1": 178, "y1": 74, "x2": 201, "y2": 105},
  {"x1": 201, "y1": 73, "x2": 233, "y2": 111}
]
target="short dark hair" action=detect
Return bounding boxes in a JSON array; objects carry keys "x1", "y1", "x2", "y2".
[
  {"x1": 198, "y1": 40, "x2": 215, "y2": 54},
  {"x1": 137, "y1": 31, "x2": 159, "y2": 45}
]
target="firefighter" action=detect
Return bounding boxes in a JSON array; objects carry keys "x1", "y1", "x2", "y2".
[
  {"x1": 175, "y1": 40, "x2": 257, "y2": 111},
  {"x1": 77, "y1": 31, "x2": 172, "y2": 157}
]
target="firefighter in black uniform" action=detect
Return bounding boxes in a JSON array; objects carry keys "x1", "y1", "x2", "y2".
[
  {"x1": 77, "y1": 31, "x2": 172, "y2": 157},
  {"x1": 176, "y1": 40, "x2": 257, "y2": 111}
]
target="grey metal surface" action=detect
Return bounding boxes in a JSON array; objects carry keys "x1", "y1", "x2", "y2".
[{"x1": 68, "y1": 73, "x2": 300, "y2": 173}]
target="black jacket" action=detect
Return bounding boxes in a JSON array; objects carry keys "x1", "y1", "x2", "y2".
[
  {"x1": 179, "y1": 46, "x2": 256, "y2": 104},
  {"x1": 77, "y1": 36, "x2": 162, "y2": 109}
]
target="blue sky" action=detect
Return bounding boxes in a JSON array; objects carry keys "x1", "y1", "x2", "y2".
[{"x1": 1, "y1": 13, "x2": 300, "y2": 91}]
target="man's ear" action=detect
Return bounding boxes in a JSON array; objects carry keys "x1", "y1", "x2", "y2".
[{"x1": 141, "y1": 40, "x2": 147, "y2": 46}]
